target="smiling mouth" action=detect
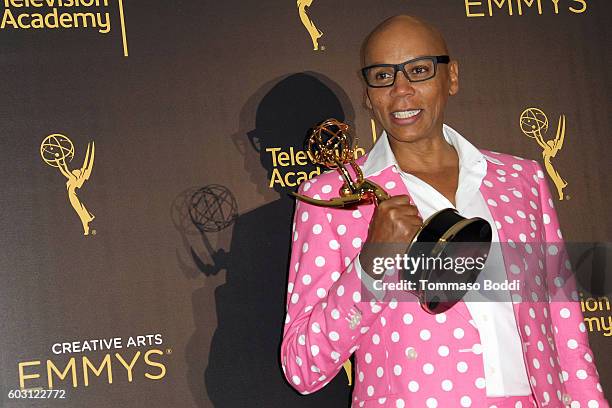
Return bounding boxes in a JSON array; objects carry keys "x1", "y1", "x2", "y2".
[{"x1": 392, "y1": 109, "x2": 422, "y2": 119}]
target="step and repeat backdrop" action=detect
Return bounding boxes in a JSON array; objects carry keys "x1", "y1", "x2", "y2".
[{"x1": 1, "y1": 0, "x2": 610, "y2": 407}]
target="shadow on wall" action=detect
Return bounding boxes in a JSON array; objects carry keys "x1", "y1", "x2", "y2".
[{"x1": 197, "y1": 73, "x2": 355, "y2": 407}]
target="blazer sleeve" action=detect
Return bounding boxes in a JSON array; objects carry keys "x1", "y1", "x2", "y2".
[
  {"x1": 280, "y1": 181, "x2": 389, "y2": 395},
  {"x1": 533, "y1": 160, "x2": 610, "y2": 407}
]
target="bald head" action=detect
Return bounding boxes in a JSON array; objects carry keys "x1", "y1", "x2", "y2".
[{"x1": 361, "y1": 15, "x2": 449, "y2": 66}]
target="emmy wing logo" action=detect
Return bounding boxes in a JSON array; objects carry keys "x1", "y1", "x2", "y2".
[
  {"x1": 297, "y1": 0, "x2": 323, "y2": 50},
  {"x1": 40, "y1": 134, "x2": 96, "y2": 235},
  {"x1": 519, "y1": 107, "x2": 568, "y2": 200}
]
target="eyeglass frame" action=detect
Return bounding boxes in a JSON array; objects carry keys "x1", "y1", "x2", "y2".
[{"x1": 361, "y1": 55, "x2": 451, "y2": 88}]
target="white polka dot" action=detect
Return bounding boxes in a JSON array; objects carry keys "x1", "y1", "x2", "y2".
[
  {"x1": 513, "y1": 164, "x2": 523, "y2": 171},
  {"x1": 441, "y1": 379, "x2": 453, "y2": 391},
  {"x1": 298, "y1": 334, "x2": 305, "y2": 345},
  {"x1": 408, "y1": 380, "x2": 419, "y2": 392},
  {"x1": 457, "y1": 361, "x2": 468, "y2": 373},
  {"x1": 403, "y1": 313, "x2": 414, "y2": 325},
  {"x1": 560, "y1": 308, "x2": 570, "y2": 318},
  {"x1": 329, "y1": 239, "x2": 340, "y2": 250},
  {"x1": 312, "y1": 224, "x2": 322, "y2": 234},
  {"x1": 396, "y1": 399, "x2": 405, "y2": 408},
  {"x1": 420, "y1": 329, "x2": 431, "y2": 340},
  {"x1": 352, "y1": 237, "x2": 362, "y2": 248},
  {"x1": 372, "y1": 334, "x2": 380, "y2": 345},
  {"x1": 548, "y1": 245, "x2": 559, "y2": 255},
  {"x1": 337, "y1": 225, "x2": 346, "y2": 235},
  {"x1": 302, "y1": 274, "x2": 312, "y2": 285},
  {"x1": 336, "y1": 285, "x2": 344, "y2": 296},
  {"x1": 292, "y1": 375, "x2": 301, "y2": 385},
  {"x1": 352, "y1": 210, "x2": 362, "y2": 219},
  {"x1": 504, "y1": 215, "x2": 514, "y2": 224},
  {"x1": 588, "y1": 400, "x2": 599, "y2": 408},
  {"x1": 385, "y1": 181, "x2": 396, "y2": 189},
  {"x1": 532, "y1": 358, "x2": 540, "y2": 369},
  {"x1": 353, "y1": 291, "x2": 361, "y2": 302},
  {"x1": 391, "y1": 331, "x2": 400, "y2": 342},
  {"x1": 314, "y1": 256, "x2": 325, "y2": 267},
  {"x1": 500, "y1": 195, "x2": 510, "y2": 202},
  {"x1": 487, "y1": 199, "x2": 498, "y2": 207},
  {"x1": 367, "y1": 385, "x2": 374, "y2": 396},
  {"x1": 331, "y1": 309, "x2": 340, "y2": 319},
  {"x1": 567, "y1": 339, "x2": 578, "y2": 349},
  {"x1": 435, "y1": 313, "x2": 447, "y2": 323},
  {"x1": 376, "y1": 366, "x2": 384, "y2": 377},
  {"x1": 331, "y1": 271, "x2": 340, "y2": 281},
  {"x1": 426, "y1": 397, "x2": 438, "y2": 408},
  {"x1": 510, "y1": 264, "x2": 521, "y2": 274},
  {"x1": 302, "y1": 242, "x2": 309, "y2": 253},
  {"x1": 517, "y1": 210, "x2": 526, "y2": 218},
  {"x1": 453, "y1": 328, "x2": 464, "y2": 339},
  {"x1": 394, "y1": 364, "x2": 402, "y2": 375},
  {"x1": 301, "y1": 211, "x2": 309, "y2": 222},
  {"x1": 316, "y1": 287, "x2": 326, "y2": 298},
  {"x1": 331, "y1": 351, "x2": 340, "y2": 360},
  {"x1": 475, "y1": 377, "x2": 485, "y2": 389},
  {"x1": 321, "y1": 184, "x2": 332, "y2": 194},
  {"x1": 310, "y1": 345, "x2": 319, "y2": 356},
  {"x1": 438, "y1": 345, "x2": 449, "y2": 357},
  {"x1": 329, "y1": 331, "x2": 339, "y2": 341},
  {"x1": 576, "y1": 369, "x2": 587, "y2": 380},
  {"x1": 460, "y1": 396, "x2": 472, "y2": 407}
]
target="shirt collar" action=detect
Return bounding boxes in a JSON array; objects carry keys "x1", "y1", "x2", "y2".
[{"x1": 362, "y1": 123, "x2": 499, "y2": 177}]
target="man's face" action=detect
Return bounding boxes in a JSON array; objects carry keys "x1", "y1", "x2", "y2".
[{"x1": 363, "y1": 24, "x2": 459, "y2": 144}]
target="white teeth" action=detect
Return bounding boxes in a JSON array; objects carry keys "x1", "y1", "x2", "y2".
[{"x1": 393, "y1": 109, "x2": 421, "y2": 119}]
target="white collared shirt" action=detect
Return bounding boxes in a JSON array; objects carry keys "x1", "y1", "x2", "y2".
[{"x1": 358, "y1": 124, "x2": 532, "y2": 397}]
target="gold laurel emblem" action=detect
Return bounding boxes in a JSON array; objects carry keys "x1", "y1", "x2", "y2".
[
  {"x1": 520, "y1": 107, "x2": 568, "y2": 200},
  {"x1": 40, "y1": 134, "x2": 96, "y2": 235},
  {"x1": 297, "y1": 0, "x2": 323, "y2": 50}
]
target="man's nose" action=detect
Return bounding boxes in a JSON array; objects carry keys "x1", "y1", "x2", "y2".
[{"x1": 390, "y1": 70, "x2": 416, "y2": 96}]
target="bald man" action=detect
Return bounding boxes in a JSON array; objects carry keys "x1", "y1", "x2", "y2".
[{"x1": 281, "y1": 15, "x2": 609, "y2": 408}]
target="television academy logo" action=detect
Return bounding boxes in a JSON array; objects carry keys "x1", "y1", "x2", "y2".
[{"x1": 1, "y1": 0, "x2": 129, "y2": 56}]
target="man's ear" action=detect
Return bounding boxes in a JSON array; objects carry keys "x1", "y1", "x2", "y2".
[{"x1": 448, "y1": 60, "x2": 459, "y2": 96}]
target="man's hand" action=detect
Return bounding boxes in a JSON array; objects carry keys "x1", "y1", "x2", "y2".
[{"x1": 360, "y1": 195, "x2": 423, "y2": 279}]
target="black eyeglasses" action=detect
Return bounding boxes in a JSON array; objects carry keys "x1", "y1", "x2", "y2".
[{"x1": 361, "y1": 55, "x2": 450, "y2": 88}]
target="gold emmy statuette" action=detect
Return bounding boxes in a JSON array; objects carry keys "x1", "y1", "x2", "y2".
[
  {"x1": 297, "y1": 0, "x2": 323, "y2": 50},
  {"x1": 292, "y1": 119, "x2": 493, "y2": 315},
  {"x1": 41, "y1": 134, "x2": 95, "y2": 235},
  {"x1": 520, "y1": 108, "x2": 568, "y2": 200}
]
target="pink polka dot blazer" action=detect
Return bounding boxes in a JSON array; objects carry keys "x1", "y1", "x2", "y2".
[{"x1": 280, "y1": 149, "x2": 609, "y2": 408}]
